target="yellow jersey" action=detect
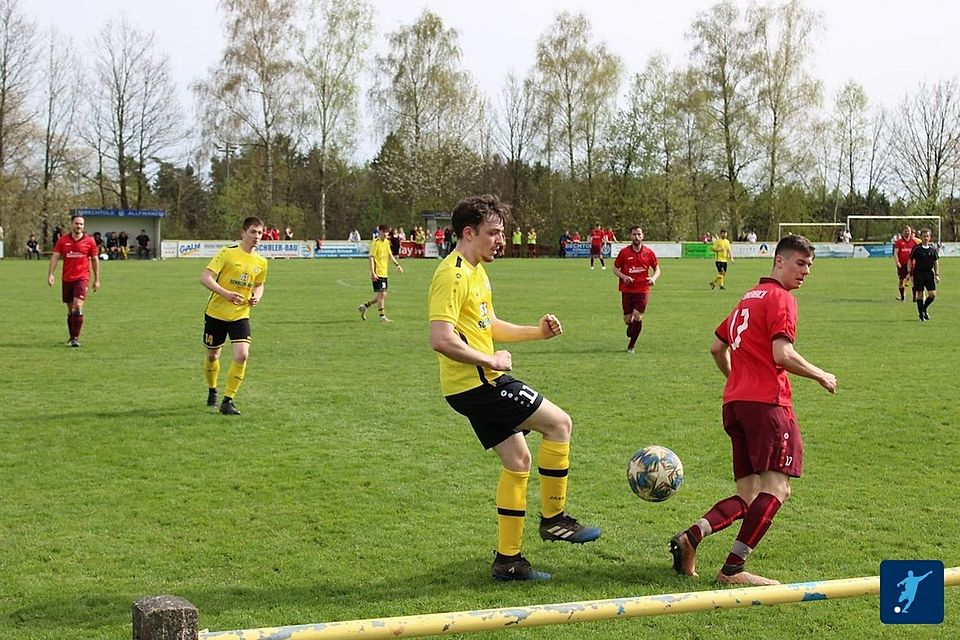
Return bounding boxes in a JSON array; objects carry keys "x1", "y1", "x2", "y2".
[
  {"x1": 369, "y1": 237, "x2": 392, "y2": 277},
  {"x1": 428, "y1": 250, "x2": 501, "y2": 395},
  {"x1": 203, "y1": 244, "x2": 268, "y2": 321},
  {"x1": 712, "y1": 237, "x2": 732, "y2": 262}
]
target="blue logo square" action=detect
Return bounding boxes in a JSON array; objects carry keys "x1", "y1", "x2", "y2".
[{"x1": 880, "y1": 560, "x2": 944, "y2": 624}]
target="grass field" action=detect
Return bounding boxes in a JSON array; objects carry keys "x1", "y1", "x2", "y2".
[{"x1": 1, "y1": 254, "x2": 957, "y2": 639}]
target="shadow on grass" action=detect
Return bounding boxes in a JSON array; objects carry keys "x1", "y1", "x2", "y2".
[{"x1": 3, "y1": 557, "x2": 693, "y2": 636}]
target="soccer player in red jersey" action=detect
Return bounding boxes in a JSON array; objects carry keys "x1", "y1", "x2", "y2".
[
  {"x1": 612, "y1": 226, "x2": 660, "y2": 353},
  {"x1": 669, "y1": 235, "x2": 837, "y2": 586},
  {"x1": 893, "y1": 225, "x2": 920, "y2": 301},
  {"x1": 47, "y1": 214, "x2": 100, "y2": 347},
  {"x1": 589, "y1": 223, "x2": 607, "y2": 270}
]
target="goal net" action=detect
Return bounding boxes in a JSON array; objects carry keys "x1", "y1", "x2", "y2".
[
  {"x1": 777, "y1": 222, "x2": 847, "y2": 242},
  {"x1": 846, "y1": 215, "x2": 941, "y2": 243}
]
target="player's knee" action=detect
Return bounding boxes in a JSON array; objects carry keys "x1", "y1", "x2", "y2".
[
  {"x1": 502, "y1": 449, "x2": 532, "y2": 472},
  {"x1": 234, "y1": 352, "x2": 249, "y2": 364},
  {"x1": 547, "y1": 411, "x2": 573, "y2": 441}
]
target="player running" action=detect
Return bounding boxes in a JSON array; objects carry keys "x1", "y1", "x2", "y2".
[
  {"x1": 669, "y1": 235, "x2": 837, "y2": 586},
  {"x1": 47, "y1": 214, "x2": 100, "y2": 347},
  {"x1": 200, "y1": 217, "x2": 268, "y2": 415},
  {"x1": 612, "y1": 226, "x2": 660, "y2": 353}
]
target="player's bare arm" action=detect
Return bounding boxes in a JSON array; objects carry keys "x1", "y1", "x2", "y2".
[
  {"x1": 248, "y1": 283, "x2": 264, "y2": 307},
  {"x1": 772, "y1": 337, "x2": 837, "y2": 393},
  {"x1": 47, "y1": 252, "x2": 60, "y2": 286},
  {"x1": 648, "y1": 265, "x2": 661, "y2": 285},
  {"x1": 490, "y1": 314, "x2": 562, "y2": 342},
  {"x1": 612, "y1": 266, "x2": 633, "y2": 284},
  {"x1": 90, "y1": 256, "x2": 101, "y2": 291},
  {"x1": 430, "y1": 320, "x2": 511, "y2": 370},
  {"x1": 200, "y1": 269, "x2": 245, "y2": 305},
  {"x1": 710, "y1": 336, "x2": 731, "y2": 378}
]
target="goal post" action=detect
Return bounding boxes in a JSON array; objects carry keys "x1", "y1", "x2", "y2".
[
  {"x1": 846, "y1": 215, "x2": 941, "y2": 243},
  {"x1": 777, "y1": 222, "x2": 847, "y2": 242}
]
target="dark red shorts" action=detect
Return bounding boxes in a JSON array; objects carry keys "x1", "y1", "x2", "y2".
[
  {"x1": 61, "y1": 279, "x2": 88, "y2": 304},
  {"x1": 621, "y1": 292, "x2": 649, "y2": 315},
  {"x1": 897, "y1": 264, "x2": 909, "y2": 279},
  {"x1": 722, "y1": 401, "x2": 803, "y2": 479},
  {"x1": 590, "y1": 245, "x2": 602, "y2": 256}
]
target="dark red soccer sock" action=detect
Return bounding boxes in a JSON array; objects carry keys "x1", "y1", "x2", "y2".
[
  {"x1": 627, "y1": 321, "x2": 642, "y2": 348},
  {"x1": 73, "y1": 312, "x2": 84, "y2": 338},
  {"x1": 686, "y1": 495, "x2": 748, "y2": 547},
  {"x1": 724, "y1": 492, "x2": 781, "y2": 567}
]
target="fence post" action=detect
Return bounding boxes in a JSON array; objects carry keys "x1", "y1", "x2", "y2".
[{"x1": 133, "y1": 595, "x2": 198, "y2": 640}]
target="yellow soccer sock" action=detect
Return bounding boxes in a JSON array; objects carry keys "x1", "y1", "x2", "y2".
[
  {"x1": 496, "y1": 468, "x2": 529, "y2": 556},
  {"x1": 204, "y1": 358, "x2": 221, "y2": 389},
  {"x1": 718, "y1": 273, "x2": 725, "y2": 287},
  {"x1": 224, "y1": 360, "x2": 247, "y2": 398},
  {"x1": 538, "y1": 440, "x2": 570, "y2": 518}
]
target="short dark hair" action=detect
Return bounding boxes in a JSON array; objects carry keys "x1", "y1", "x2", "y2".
[
  {"x1": 242, "y1": 216, "x2": 264, "y2": 231},
  {"x1": 451, "y1": 194, "x2": 509, "y2": 237},
  {"x1": 629, "y1": 225, "x2": 642, "y2": 233},
  {"x1": 775, "y1": 234, "x2": 814, "y2": 258},
  {"x1": 378, "y1": 223, "x2": 391, "y2": 234}
]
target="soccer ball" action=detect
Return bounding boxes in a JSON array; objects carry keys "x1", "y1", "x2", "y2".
[{"x1": 627, "y1": 445, "x2": 684, "y2": 502}]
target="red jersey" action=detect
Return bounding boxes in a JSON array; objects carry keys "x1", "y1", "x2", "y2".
[
  {"x1": 894, "y1": 236, "x2": 920, "y2": 266},
  {"x1": 590, "y1": 228, "x2": 606, "y2": 248},
  {"x1": 614, "y1": 244, "x2": 658, "y2": 293},
  {"x1": 605, "y1": 229, "x2": 617, "y2": 242},
  {"x1": 715, "y1": 277, "x2": 798, "y2": 407},
  {"x1": 53, "y1": 234, "x2": 98, "y2": 282}
]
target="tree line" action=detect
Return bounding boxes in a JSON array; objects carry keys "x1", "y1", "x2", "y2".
[{"x1": 4, "y1": 0, "x2": 960, "y2": 252}]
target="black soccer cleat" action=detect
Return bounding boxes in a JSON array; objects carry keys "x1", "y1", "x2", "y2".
[
  {"x1": 539, "y1": 512, "x2": 601, "y2": 544},
  {"x1": 219, "y1": 398, "x2": 241, "y2": 415},
  {"x1": 491, "y1": 552, "x2": 551, "y2": 581},
  {"x1": 207, "y1": 388, "x2": 218, "y2": 408}
]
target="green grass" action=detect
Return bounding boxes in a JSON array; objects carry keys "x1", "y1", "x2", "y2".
[{"x1": 0, "y1": 255, "x2": 957, "y2": 639}]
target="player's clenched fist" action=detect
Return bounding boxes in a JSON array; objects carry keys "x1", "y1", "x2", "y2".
[{"x1": 540, "y1": 314, "x2": 562, "y2": 339}]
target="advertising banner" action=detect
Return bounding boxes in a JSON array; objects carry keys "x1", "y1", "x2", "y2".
[
  {"x1": 853, "y1": 243, "x2": 893, "y2": 258},
  {"x1": 177, "y1": 240, "x2": 230, "y2": 258},
  {"x1": 562, "y1": 241, "x2": 612, "y2": 258},
  {"x1": 312, "y1": 241, "x2": 369, "y2": 258},
  {"x1": 257, "y1": 241, "x2": 312, "y2": 259},
  {"x1": 160, "y1": 241, "x2": 178, "y2": 259},
  {"x1": 682, "y1": 243, "x2": 714, "y2": 258}
]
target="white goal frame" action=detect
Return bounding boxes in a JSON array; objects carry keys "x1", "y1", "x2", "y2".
[
  {"x1": 846, "y1": 215, "x2": 941, "y2": 242},
  {"x1": 777, "y1": 222, "x2": 847, "y2": 241}
]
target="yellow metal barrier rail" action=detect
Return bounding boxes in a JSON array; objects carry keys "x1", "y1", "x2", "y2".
[{"x1": 199, "y1": 566, "x2": 959, "y2": 640}]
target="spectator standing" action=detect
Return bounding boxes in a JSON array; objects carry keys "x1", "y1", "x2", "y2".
[
  {"x1": 200, "y1": 217, "x2": 268, "y2": 415},
  {"x1": 559, "y1": 230, "x2": 571, "y2": 258},
  {"x1": 47, "y1": 215, "x2": 100, "y2": 347},
  {"x1": 136, "y1": 230, "x2": 151, "y2": 259},
  {"x1": 527, "y1": 227, "x2": 538, "y2": 258},
  {"x1": 348, "y1": 228, "x2": 361, "y2": 242},
  {"x1": 512, "y1": 226, "x2": 522, "y2": 258},
  {"x1": 434, "y1": 226, "x2": 445, "y2": 257}
]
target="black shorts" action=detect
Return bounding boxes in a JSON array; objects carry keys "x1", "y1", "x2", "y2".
[
  {"x1": 912, "y1": 272, "x2": 936, "y2": 292},
  {"x1": 372, "y1": 277, "x2": 388, "y2": 293},
  {"x1": 445, "y1": 375, "x2": 545, "y2": 449},
  {"x1": 715, "y1": 261, "x2": 728, "y2": 273},
  {"x1": 203, "y1": 314, "x2": 252, "y2": 349}
]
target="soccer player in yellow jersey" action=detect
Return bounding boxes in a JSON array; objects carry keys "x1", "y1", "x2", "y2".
[
  {"x1": 711, "y1": 228, "x2": 734, "y2": 290},
  {"x1": 428, "y1": 194, "x2": 600, "y2": 582},
  {"x1": 359, "y1": 223, "x2": 403, "y2": 322},
  {"x1": 200, "y1": 217, "x2": 268, "y2": 415}
]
